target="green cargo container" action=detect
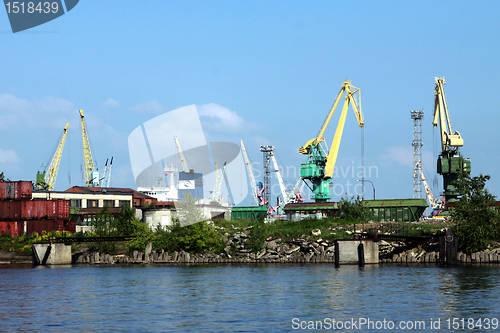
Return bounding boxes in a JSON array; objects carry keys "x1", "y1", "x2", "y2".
[
  {"x1": 363, "y1": 199, "x2": 428, "y2": 222},
  {"x1": 231, "y1": 206, "x2": 268, "y2": 220}
]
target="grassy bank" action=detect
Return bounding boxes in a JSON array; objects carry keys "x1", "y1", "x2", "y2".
[{"x1": 0, "y1": 217, "x2": 450, "y2": 258}]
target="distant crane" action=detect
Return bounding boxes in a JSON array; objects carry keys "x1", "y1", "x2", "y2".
[
  {"x1": 299, "y1": 80, "x2": 364, "y2": 202},
  {"x1": 211, "y1": 163, "x2": 222, "y2": 203},
  {"x1": 241, "y1": 140, "x2": 259, "y2": 204},
  {"x1": 174, "y1": 136, "x2": 189, "y2": 172},
  {"x1": 433, "y1": 77, "x2": 471, "y2": 204},
  {"x1": 270, "y1": 151, "x2": 288, "y2": 206},
  {"x1": 220, "y1": 162, "x2": 234, "y2": 205},
  {"x1": 80, "y1": 110, "x2": 100, "y2": 187},
  {"x1": 36, "y1": 124, "x2": 70, "y2": 190},
  {"x1": 287, "y1": 178, "x2": 306, "y2": 203},
  {"x1": 257, "y1": 182, "x2": 268, "y2": 207},
  {"x1": 100, "y1": 157, "x2": 113, "y2": 187},
  {"x1": 414, "y1": 161, "x2": 443, "y2": 215}
]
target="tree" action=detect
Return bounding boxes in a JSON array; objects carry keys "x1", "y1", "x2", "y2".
[
  {"x1": 339, "y1": 195, "x2": 371, "y2": 223},
  {"x1": 115, "y1": 205, "x2": 137, "y2": 236},
  {"x1": 0, "y1": 172, "x2": 4, "y2": 181},
  {"x1": 176, "y1": 192, "x2": 206, "y2": 226},
  {"x1": 93, "y1": 206, "x2": 114, "y2": 237},
  {"x1": 153, "y1": 219, "x2": 224, "y2": 254},
  {"x1": 452, "y1": 172, "x2": 499, "y2": 253}
]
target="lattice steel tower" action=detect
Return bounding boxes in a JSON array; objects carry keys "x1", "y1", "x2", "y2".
[
  {"x1": 260, "y1": 145, "x2": 274, "y2": 208},
  {"x1": 411, "y1": 110, "x2": 424, "y2": 198}
]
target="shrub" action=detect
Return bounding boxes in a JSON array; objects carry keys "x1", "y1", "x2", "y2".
[
  {"x1": 153, "y1": 219, "x2": 224, "y2": 254},
  {"x1": 339, "y1": 195, "x2": 371, "y2": 223},
  {"x1": 452, "y1": 172, "x2": 499, "y2": 253}
]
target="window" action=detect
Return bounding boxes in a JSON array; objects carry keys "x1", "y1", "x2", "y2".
[
  {"x1": 119, "y1": 200, "x2": 130, "y2": 208},
  {"x1": 87, "y1": 199, "x2": 98, "y2": 208},
  {"x1": 103, "y1": 200, "x2": 115, "y2": 208},
  {"x1": 70, "y1": 199, "x2": 82, "y2": 209}
]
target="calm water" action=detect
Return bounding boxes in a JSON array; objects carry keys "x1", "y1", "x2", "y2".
[{"x1": 1, "y1": 263, "x2": 499, "y2": 332}]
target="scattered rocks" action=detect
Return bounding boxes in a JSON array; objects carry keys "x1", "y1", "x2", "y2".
[
  {"x1": 312, "y1": 229, "x2": 321, "y2": 236},
  {"x1": 71, "y1": 230, "x2": 500, "y2": 266}
]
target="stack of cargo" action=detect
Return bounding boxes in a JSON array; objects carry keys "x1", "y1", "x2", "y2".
[{"x1": 0, "y1": 181, "x2": 75, "y2": 237}]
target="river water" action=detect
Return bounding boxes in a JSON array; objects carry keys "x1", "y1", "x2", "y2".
[{"x1": 1, "y1": 263, "x2": 499, "y2": 332}]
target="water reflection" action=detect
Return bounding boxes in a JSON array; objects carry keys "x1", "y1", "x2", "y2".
[{"x1": 1, "y1": 264, "x2": 499, "y2": 332}]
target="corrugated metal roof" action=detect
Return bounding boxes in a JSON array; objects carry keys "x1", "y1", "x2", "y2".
[{"x1": 65, "y1": 186, "x2": 155, "y2": 200}]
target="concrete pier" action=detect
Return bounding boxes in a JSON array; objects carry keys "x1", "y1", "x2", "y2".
[
  {"x1": 32, "y1": 243, "x2": 72, "y2": 265},
  {"x1": 337, "y1": 240, "x2": 379, "y2": 264}
]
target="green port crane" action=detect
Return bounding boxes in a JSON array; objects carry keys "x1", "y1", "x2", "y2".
[
  {"x1": 36, "y1": 124, "x2": 70, "y2": 190},
  {"x1": 433, "y1": 77, "x2": 471, "y2": 205},
  {"x1": 299, "y1": 80, "x2": 364, "y2": 202}
]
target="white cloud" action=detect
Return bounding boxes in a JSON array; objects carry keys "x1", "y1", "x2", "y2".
[
  {"x1": 0, "y1": 92, "x2": 135, "y2": 188},
  {"x1": 101, "y1": 98, "x2": 120, "y2": 109},
  {"x1": 379, "y1": 146, "x2": 413, "y2": 167},
  {"x1": 130, "y1": 99, "x2": 166, "y2": 114},
  {"x1": 0, "y1": 148, "x2": 22, "y2": 171},
  {"x1": 379, "y1": 146, "x2": 434, "y2": 168},
  {"x1": 0, "y1": 93, "x2": 74, "y2": 129},
  {"x1": 197, "y1": 103, "x2": 248, "y2": 133}
]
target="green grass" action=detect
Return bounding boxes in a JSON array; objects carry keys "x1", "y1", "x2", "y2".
[
  {"x1": 0, "y1": 230, "x2": 72, "y2": 256},
  {"x1": 377, "y1": 222, "x2": 445, "y2": 237},
  {"x1": 216, "y1": 217, "x2": 362, "y2": 250}
]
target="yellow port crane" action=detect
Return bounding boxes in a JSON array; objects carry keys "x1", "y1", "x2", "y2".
[
  {"x1": 80, "y1": 110, "x2": 100, "y2": 186},
  {"x1": 36, "y1": 124, "x2": 70, "y2": 191},
  {"x1": 299, "y1": 80, "x2": 364, "y2": 202},
  {"x1": 432, "y1": 77, "x2": 471, "y2": 204}
]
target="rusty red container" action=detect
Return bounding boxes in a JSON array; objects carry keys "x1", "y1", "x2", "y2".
[
  {"x1": 19, "y1": 181, "x2": 32, "y2": 199},
  {"x1": 56, "y1": 199, "x2": 70, "y2": 219},
  {"x1": 26, "y1": 220, "x2": 54, "y2": 235},
  {"x1": 19, "y1": 200, "x2": 70, "y2": 220},
  {"x1": 65, "y1": 220, "x2": 76, "y2": 233},
  {"x1": 0, "y1": 221, "x2": 19, "y2": 237},
  {"x1": 21, "y1": 200, "x2": 51, "y2": 219},
  {"x1": 0, "y1": 181, "x2": 32, "y2": 200},
  {"x1": 0, "y1": 201, "x2": 22, "y2": 220},
  {"x1": 26, "y1": 219, "x2": 71, "y2": 234}
]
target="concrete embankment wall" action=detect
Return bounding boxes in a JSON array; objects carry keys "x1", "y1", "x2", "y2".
[
  {"x1": 382, "y1": 248, "x2": 500, "y2": 264},
  {"x1": 74, "y1": 239, "x2": 380, "y2": 265},
  {"x1": 32, "y1": 243, "x2": 72, "y2": 265},
  {"x1": 73, "y1": 239, "x2": 500, "y2": 266}
]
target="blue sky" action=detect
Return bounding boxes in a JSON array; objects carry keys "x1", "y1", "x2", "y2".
[{"x1": 1, "y1": 1, "x2": 499, "y2": 204}]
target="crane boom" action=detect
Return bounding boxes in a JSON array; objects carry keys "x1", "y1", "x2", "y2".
[
  {"x1": 174, "y1": 136, "x2": 189, "y2": 172},
  {"x1": 271, "y1": 153, "x2": 288, "y2": 205},
  {"x1": 415, "y1": 161, "x2": 437, "y2": 208},
  {"x1": 36, "y1": 124, "x2": 70, "y2": 190},
  {"x1": 324, "y1": 83, "x2": 364, "y2": 178},
  {"x1": 106, "y1": 157, "x2": 113, "y2": 187},
  {"x1": 240, "y1": 140, "x2": 259, "y2": 204},
  {"x1": 80, "y1": 110, "x2": 99, "y2": 186},
  {"x1": 433, "y1": 77, "x2": 463, "y2": 152},
  {"x1": 212, "y1": 163, "x2": 222, "y2": 202},
  {"x1": 100, "y1": 157, "x2": 113, "y2": 187}
]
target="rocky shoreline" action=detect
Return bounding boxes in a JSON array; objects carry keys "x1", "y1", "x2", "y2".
[{"x1": 72, "y1": 235, "x2": 500, "y2": 265}]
